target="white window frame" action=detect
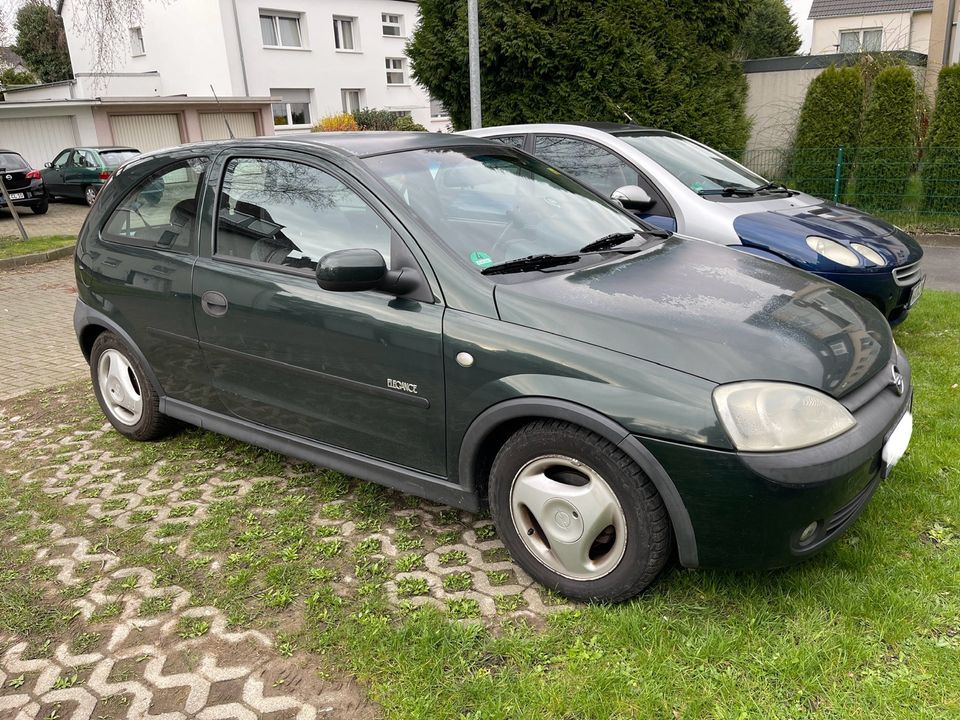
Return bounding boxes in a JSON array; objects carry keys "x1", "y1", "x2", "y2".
[
  {"x1": 385, "y1": 57, "x2": 406, "y2": 85},
  {"x1": 341, "y1": 88, "x2": 364, "y2": 114},
  {"x1": 333, "y1": 16, "x2": 359, "y2": 51},
  {"x1": 260, "y1": 11, "x2": 304, "y2": 49},
  {"x1": 271, "y1": 96, "x2": 311, "y2": 127},
  {"x1": 130, "y1": 26, "x2": 145, "y2": 56},
  {"x1": 429, "y1": 96, "x2": 448, "y2": 119},
  {"x1": 381, "y1": 13, "x2": 404, "y2": 37},
  {"x1": 839, "y1": 27, "x2": 882, "y2": 53}
]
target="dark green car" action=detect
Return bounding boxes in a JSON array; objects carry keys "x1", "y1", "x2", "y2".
[
  {"x1": 74, "y1": 134, "x2": 914, "y2": 602},
  {"x1": 42, "y1": 146, "x2": 140, "y2": 205}
]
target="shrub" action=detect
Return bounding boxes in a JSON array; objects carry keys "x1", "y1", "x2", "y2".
[
  {"x1": 311, "y1": 113, "x2": 359, "y2": 132},
  {"x1": 789, "y1": 65, "x2": 864, "y2": 198},
  {"x1": 395, "y1": 115, "x2": 428, "y2": 132},
  {"x1": 353, "y1": 108, "x2": 402, "y2": 131},
  {"x1": 853, "y1": 65, "x2": 919, "y2": 210},
  {"x1": 921, "y1": 65, "x2": 960, "y2": 213}
]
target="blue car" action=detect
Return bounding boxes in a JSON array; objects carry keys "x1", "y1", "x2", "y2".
[{"x1": 463, "y1": 123, "x2": 926, "y2": 324}]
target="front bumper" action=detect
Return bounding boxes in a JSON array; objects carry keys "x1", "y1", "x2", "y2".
[
  {"x1": 817, "y1": 263, "x2": 923, "y2": 325},
  {"x1": 642, "y1": 352, "x2": 913, "y2": 569}
]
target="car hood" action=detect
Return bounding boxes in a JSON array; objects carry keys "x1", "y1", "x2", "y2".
[
  {"x1": 733, "y1": 201, "x2": 923, "y2": 268},
  {"x1": 494, "y1": 237, "x2": 893, "y2": 397}
]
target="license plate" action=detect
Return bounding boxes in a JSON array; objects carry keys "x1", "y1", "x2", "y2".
[
  {"x1": 8, "y1": 193, "x2": 24, "y2": 200},
  {"x1": 908, "y1": 276, "x2": 925, "y2": 307},
  {"x1": 881, "y1": 411, "x2": 912, "y2": 476}
]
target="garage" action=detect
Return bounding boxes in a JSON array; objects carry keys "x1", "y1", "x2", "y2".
[
  {"x1": 0, "y1": 116, "x2": 79, "y2": 169},
  {"x1": 109, "y1": 113, "x2": 183, "y2": 153},
  {"x1": 199, "y1": 112, "x2": 259, "y2": 140}
]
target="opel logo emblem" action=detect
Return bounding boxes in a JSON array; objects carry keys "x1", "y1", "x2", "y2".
[
  {"x1": 3, "y1": 175, "x2": 10, "y2": 181},
  {"x1": 890, "y1": 365, "x2": 904, "y2": 396},
  {"x1": 555, "y1": 510, "x2": 571, "y2": 529}
]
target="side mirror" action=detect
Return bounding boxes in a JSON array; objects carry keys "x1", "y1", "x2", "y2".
[
  {"x1": 611, "y1": 185, "x2": 655, "y2": 211},
  {"x1": 44, "y1": 162, "x2": 52, "y2": 168},
  {"x1": 317, "y1": 248, "x2": 387, "y2": 292}
]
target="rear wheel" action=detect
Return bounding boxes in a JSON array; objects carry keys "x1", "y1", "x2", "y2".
[
  {"x1": 489, "y1": 420, "x2": 672, "y2": 603},
  {"x1": 31, "y1": 197, "x2": 49, "y2": 214},
  {"x1": 84, "y1": 185, "x2": 98, "y2": 206},
  {"x1": 90, "y1": 332, "x2": 176, "y2": 441}
]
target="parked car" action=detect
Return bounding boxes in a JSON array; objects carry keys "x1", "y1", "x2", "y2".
[
  {"x1": 0, "y1": 149, "x2": 48, "y2": 215},
  {"x1": 462, "y1": 123, "x2": 925, "y2": 325},
  {"x1": 75, "y1": 134, "x2": 913, "y2": 602},
  {"x1": 42, "y1": 146, "x2": 140, "y2": 206}
]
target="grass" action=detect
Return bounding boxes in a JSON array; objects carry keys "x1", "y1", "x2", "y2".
[
  {"x1": 0, "y1": 234, "x2": 76, "y2": 259},
  {"x1": 0, "y1": 292, "x2": 958, "y2": 718}
]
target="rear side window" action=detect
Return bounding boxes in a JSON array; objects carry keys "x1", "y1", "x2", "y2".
[
  {"x1": 215, "y1": 157, "x2": 391, "y2": 272},
  {"x1": 100, "y1": 150, "x2": 140, "y2": 168},
  {"x1": 534, "y1": 135, "x2": 640, "y2": 197},
  {"x1": 101, "y1": 157, "x2": 209, "y2": 252}
]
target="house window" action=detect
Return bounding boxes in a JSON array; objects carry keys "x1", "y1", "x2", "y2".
[
  {"x1": 382, "y1": 13, "x2": 403, "y2": 37},
  {"x1": 839, "y1": 28, "x2": 882, "y2": 53},
  {"x1": 386, "y1": 58, "x2": 405, "y2": 85},
  {"x1": 334, "y1": 16, "x2": 358, "y2": 50},
  {"x1": 130, "y1": 27, "x2": 145, "y2": 56},
  {"x1": 341, "y1": 89, "x2": 363, "y2": 113},
  {"x1": 429, "y1": 96, "x2": 448, "y2": 119},
  {"x1": 260, "y1": 12, "x2": 302, "y2": 48},
  {"x1": 271, "y1": 88, "x2": 311, "y2": 126}
]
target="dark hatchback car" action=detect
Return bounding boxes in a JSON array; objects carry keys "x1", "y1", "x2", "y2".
[
  {"x1": 74, "y1": 134, "x2": 914, "y2": 602},
  {"x1": 43, "y1": 146, "x2": 140, "y2": 206},
  {"x1": 0, "y1": 149, "x2": 48, "y2": 214}
]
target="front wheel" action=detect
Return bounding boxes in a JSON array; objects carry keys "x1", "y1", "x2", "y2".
[
  {"x1": 84, "y1": 185, "x2": 98, "y2": 206},
  {"x1": 90, "y1": 332, "x2": 176, "y2": 441},
  {"x1": 489, "y1": 420, "x2": 672, "y2": 603}
]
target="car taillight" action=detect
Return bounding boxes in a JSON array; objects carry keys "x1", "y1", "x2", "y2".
[
  {"x1": 26, "y1": 169, "x2": 41, "y2": 180},
  {"x1": 99, "y1": 170, "x2": 113, "y2": 180}
]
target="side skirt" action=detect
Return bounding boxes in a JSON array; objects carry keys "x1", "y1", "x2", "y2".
[{"x1": 161, "y1": 397, "x2": 480, "y2": 511}]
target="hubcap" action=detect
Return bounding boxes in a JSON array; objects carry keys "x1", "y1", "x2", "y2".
[
  {"x1": 509, "y1": 455, "x2": 627, "y2": 581},
  {"x1": 97, "y1": 349, "x2": 143, "y2": 426},
  {"x1": 86, "y1": 187, "x2": 97, "y2": 204}
]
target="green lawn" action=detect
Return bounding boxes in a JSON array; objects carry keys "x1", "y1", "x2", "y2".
[
  {"x1": 0, "y1": 292, "x2": 957, "y2": 719},
  {"x1": 0, "y1": 234, "x2": 75, "y2": 259}
]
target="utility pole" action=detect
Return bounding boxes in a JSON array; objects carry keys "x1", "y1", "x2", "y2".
[{"x1": 467, "y1": 0, "x2": 481, "y2": 129}]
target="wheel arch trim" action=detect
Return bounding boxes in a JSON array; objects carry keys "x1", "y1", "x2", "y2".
[{"x1": 458, "y1": 397, "x2": 699, "y2": 567}]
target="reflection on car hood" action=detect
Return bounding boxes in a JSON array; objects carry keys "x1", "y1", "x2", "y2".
[
  {"x1": 734, "y1": 202, "x2": 923, "y2": 267},
  {"x1": 495, "y1": 237, "x2": 893, "y2": 397}
]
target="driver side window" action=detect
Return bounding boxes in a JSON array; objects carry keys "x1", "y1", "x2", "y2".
[
  {"x1": 52, "y1": 151, "x2": 71, "y2": 169},
  {"x1": 533, "y1": 135, "x2": 639, "y2": 198}
]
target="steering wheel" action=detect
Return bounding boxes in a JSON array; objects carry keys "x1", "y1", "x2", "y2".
[{"x1": 490, "y1": 211, "x2": 531, "y2": 261}]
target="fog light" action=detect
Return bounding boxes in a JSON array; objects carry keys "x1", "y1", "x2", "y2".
[{"x1": 799, "y1": 521, "x2": 819, "y2": 543}]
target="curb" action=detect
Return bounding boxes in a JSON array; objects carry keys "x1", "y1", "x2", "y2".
[
  {"x1": 0, "y1": 244, "x2": 75, "y2": 271},
  {"x1": 917, "y1": 234, "x2": 960, "y2": 248}
]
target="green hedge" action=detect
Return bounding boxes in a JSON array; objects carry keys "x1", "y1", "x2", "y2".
[
  {"x1": 853, "y1": 65, "x2": 918, "y2": 210},
  {"x1": 921, "y1": 65, "x2": 960, "y2": 213},
  {"x1": 789, "y1": 65, "x2": 863, "y2": 198}
]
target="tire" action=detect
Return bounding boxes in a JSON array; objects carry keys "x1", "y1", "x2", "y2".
[
  {"x1": 84, "y1": 185, "x2": 98, "y2": 206},
  {"x1": 89, "y1": 332, "x2": 176, "y2": 441},
  {"x1": 31, "y1": 197, "x2": 49, "y2": 214},
  {"x1": 489, "y1": 420, "x2": 672, "y2": 603}
]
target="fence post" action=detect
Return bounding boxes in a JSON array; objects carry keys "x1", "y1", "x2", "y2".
[{"x1": 832, "y1": 145, "x2": 845, "y2": 203}]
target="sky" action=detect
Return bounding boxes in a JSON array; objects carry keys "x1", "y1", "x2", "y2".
[{"x1": 787, "y1": 0, "x2": 816, "y2": 53}]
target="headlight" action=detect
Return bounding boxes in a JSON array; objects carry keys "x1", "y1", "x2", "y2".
[
  {"x1": 713, "y1": 381, "x2": 856, "y2": 451},
  {"x1": 850, "y1": 243, "x2": 885, "y2": 266},
  {"x1": 806, "y1": 236, "x2": 859, "y2": 267}
]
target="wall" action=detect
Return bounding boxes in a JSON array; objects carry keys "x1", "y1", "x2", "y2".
[
  {"x1": 925, "y1": 0, "x2": 960, "y2": 98},
  {"x1": 0, "y1": 103, "x2": 99, "y2": 167},
  {"x1": 810, "y1": 12, "x2": 931, "y2": 54}
]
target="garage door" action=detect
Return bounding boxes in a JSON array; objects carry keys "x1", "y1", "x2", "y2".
[
  {"x1": 0, "y1": 116, "x2": 79, "y2": 169},
  {"x1": 109, "y1": 114, "x2": 182, "y2": 153},
  {"x1": 199, "y1": 112, "x2": 259, "y2": 140}
]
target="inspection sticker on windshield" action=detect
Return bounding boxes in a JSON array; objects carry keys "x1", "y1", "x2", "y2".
[{"x1": 470, "y1": 251, "x2": 493, "y2": 267}]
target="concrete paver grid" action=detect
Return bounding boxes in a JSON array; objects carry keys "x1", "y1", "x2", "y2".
[
  {"x1": 0, "y1": 201, "x2": 90, "y2": 241},
  {"x1": 0, "y1": 257, "x2": 87, "y2": 400}
]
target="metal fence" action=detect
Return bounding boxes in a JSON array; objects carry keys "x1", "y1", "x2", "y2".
[{"x1": 726, "y1": 146, "x2": 960, "y2": 227}]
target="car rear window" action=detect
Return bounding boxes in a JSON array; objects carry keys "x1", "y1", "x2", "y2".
[
  {"x1": 0, "y1": 153, "x2": 29, "y2": 170},
  {"x1": 100, "y1": 150, "x2": 140, "y2": 167}
]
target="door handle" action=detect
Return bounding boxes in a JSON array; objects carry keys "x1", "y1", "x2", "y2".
[{"x1": 201, "y1": 290, "x2": 229, "y2": 317}]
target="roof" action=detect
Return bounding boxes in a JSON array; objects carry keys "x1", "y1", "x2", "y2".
[
  {"x1": 269, "y1": 131, "x2": 499, "y2": 157},
  {"x1": 568, "y1": 122, "x2": 653, "y2": 133},
  {"x1": 0, "y1": 47, "x2": 26, "y2": 68},
  {"x1": 808, "y1": 0, "x2": 932, "y2": 19}
]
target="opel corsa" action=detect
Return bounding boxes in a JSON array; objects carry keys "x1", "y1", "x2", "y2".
[{"x1": 74, "y1": 134, "x2": 914, "y2": 602}]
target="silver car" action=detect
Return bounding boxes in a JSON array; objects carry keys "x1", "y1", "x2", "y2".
[{"x1": 461, "y1": 123, "x2": 925, "y2": 324}]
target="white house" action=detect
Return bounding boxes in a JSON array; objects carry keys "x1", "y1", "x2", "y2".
[
  {"x1": 808, "y1": 0, "x2": 934, "y2": 55},
  {"x1": 59, "y1": 0, "x2": 450, "y2": 133}
]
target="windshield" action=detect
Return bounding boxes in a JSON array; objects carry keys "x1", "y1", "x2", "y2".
[
  {"x1": 363, "y1": 147, "x2": 643, "y2": 272},
  {"x1": 0, "y1": 153, "x2": 28, "y2": 171},
  {"x1": 100, "y1": 150, "x2": 140, "y2": 168},
  {"x1": 617, "y1": 132, "x2": 767, "y2": 194}
]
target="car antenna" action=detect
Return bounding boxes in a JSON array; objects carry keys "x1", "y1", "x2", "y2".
[
  {"x1": 615, "y1": 103, "x2": 637, "y2": 125},
  {"x1": 210, "y1": 85, "x2": 235, "y2": 139}
]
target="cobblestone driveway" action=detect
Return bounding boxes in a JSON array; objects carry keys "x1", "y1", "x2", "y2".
[{"x1": 0, "y1": 202, "x2": 89, "y2": 241}]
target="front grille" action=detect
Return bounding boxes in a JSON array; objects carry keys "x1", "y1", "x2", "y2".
[
  {"x1": 893, "y1": 261, "x2": 922, "y2": 287},
  {"x1": 824, "y1": 475, "x2": 880, "y2": 537}
]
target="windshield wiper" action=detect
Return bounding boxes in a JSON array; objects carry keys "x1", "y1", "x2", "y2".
[
  {"x1": 579, "y1": 228, "x2": 670, "y2": 254},
  {"x1": 754, "y1": 181, "x2": 795, "y2": 195},
  {"x1": 697, "y1": 185, "x2": 757, "y2": 197},
  {"x1": 481, "y1": 253, "x2": 581, "y2": 276}
]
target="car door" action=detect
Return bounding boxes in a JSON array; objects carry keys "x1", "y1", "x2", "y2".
[
  {"x1": 532, "y1": 134, "x2": 677, "y2": 231},
  {"x1": 64, "y1": 149, "x2": 98, "y2": 197},
  {"x1": 192, "y1": 150, "x2": 447, "y2": 475},
  {"x1": 43, "y1": 149, "x2": 72, "y2": 195}
]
